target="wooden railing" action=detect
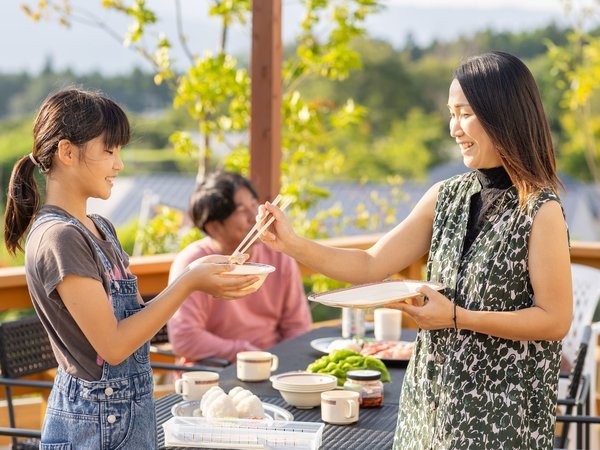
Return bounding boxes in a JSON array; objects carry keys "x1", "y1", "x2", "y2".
[{"x1": 1, "y1": 237, "x2": 599, "y2": 309}]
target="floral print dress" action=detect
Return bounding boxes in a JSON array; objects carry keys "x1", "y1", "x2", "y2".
[{"x1": 393, "y1": 171, "x2": 564, "y2": 450}]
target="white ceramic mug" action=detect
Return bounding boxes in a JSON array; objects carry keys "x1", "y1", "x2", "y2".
[
  {"x1": 175, "y1": 371, "x2": 220, "y2": 401},
  {"x1": 321, "y1": 390, "x2": 360, "y2": 425},
  {"x1": 374, "y1": 308, "x2": 402, "y2": 341},
  {"x1": 236, "y1": 351, "x2": 279, "y2": 382}
]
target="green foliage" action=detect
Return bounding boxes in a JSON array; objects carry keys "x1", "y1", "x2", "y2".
[
  {"x1": 130, "y1": 206, "x2": 204, "y2": 256},
  {"x1": 0, "y1": 308, "x2": 35, "y2": 323},
  {"x1": 133, "y1": 206, "x2": 182, "y2": 255},
  {"x1": 116, "y1": 218, "x2": 139, "y2": 256},
  {"x1": 0, "y1": 238, "x2": 25, "y2": 268},
  {"x1": 548, "y1": 28, "x2": 600, "y2": 183},
  {"x1": 0, "y1": 65, "x2": 171, "y2": 119},
  {"x1": 343, "y1": 109, "x2": 444, "y2": 180}
]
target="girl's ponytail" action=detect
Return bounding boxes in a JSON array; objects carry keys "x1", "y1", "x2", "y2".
[{"x1": 4, "y1": 154, "x2": 41, "y2": 254}]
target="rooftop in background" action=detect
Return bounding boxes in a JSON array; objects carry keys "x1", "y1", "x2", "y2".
[{"x1": 87, "y1": 160, "x2": 600, "y2": 242}]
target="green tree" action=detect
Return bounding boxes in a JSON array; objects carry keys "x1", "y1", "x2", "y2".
[
  {"x1": 548, "y1": 29, "x2": 600, "y2": 183},
  {"x1": 23, "y1": 0, "x2": 381, "y2": 209},
  {"x1": 343, "y1": 108, "x2": 444, "y2": 180}
]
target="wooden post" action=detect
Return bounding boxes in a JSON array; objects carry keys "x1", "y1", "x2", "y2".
[{"x1": 250, "y1": 0, "x2": 282, "y2": 202}]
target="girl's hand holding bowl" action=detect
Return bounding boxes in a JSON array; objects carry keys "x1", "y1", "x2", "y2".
[{"x1": 185, "y1": 259, "x2": 260, "y2": 300}]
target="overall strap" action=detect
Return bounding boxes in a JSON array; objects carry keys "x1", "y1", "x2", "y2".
[{"x1": 88, "y1": 214, "x2": 128, "y2": 263}]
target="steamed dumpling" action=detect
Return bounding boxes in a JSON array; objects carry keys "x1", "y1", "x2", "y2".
[
  {"x1": 204, "y1": 386, "x2": 224, "y2": 398},
  {"x1": 204, "y1": 392, "x2": 238, "y2": 418},
  {"x1": 231, "y1": 389, "x2": 253, "y2": 408},
  {"x1": 236, "y1": 394, "x2": 265, "y2": 419},
  {"x1": 228, "y1": 386, "x2": 245, "y2": 398},
  {"x1": 200, "y1": 387, "x2": 225, "y2": 416}
]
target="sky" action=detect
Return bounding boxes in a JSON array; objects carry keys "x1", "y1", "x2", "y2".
[{"x1": 0, "y1": 0, "x2": 581, "y2": 75}]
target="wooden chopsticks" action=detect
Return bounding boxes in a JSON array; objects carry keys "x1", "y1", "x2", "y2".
[{"x1": 229, "y1": 195, "x2": 292, "y2": 263}]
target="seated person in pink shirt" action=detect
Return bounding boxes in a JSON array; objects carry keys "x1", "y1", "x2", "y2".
[{"x1": 168, "y1": 171, "x2": 312, "y2": 364}]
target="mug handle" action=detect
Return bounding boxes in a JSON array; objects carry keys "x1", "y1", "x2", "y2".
[
  {"x1": 175, "y1": 378, "x2": 187, "y2": 396},
  {"x1": 345, "y1": 399, "x2": 356, "y2": 419},
  {"x1": 270, "y1": 355, "x2": 279, "y2": 372}
]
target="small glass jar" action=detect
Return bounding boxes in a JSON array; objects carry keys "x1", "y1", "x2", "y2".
[{"x1": 344, "y1": 369, "x2": 384, "y2": 408}]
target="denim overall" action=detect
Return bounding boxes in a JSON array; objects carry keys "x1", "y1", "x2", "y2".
[{"x1": 29, "y1": 213, "x2": 157, "y2": 449}]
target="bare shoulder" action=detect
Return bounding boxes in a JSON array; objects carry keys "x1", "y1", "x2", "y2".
[
  {"x1": 426, "y1": 181, "x2": 444, "y2": 200},
  {"x1": 531, "y1": 199, "x2": 566, "y2": 230},
  {"x1": 413, "y1": 181, "x2": 444, "y2": 220},
  {"x1": 530, "y1": 199, "x2": 568, "y2": 249}
]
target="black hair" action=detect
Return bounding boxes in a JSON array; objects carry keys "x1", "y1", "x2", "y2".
[
  {"x1": 189, "y1": 171, "x2": 258, "y2": 235},
  {"x1": 454, "y1": 51, "x2": 561, "y2": 205},
  {"x1": 4, "y1": 88, "x2": 130, "y2": 254}
]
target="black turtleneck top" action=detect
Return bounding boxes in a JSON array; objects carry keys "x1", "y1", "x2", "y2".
[{"x1": 462, "y1": 166, "x2": 513, "y2": 257}]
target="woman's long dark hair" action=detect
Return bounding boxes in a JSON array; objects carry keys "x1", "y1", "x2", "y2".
[
  {"x1": 454, "y1": 51, "x2": 562, "y2": 206},
  {"x1": 4, "y1": 88, "x2": 130, "y2": 254}
]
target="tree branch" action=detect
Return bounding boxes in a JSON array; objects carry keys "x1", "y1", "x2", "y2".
[{"x1": 175, "y1": 0, "x2": 196, "y2": 64}]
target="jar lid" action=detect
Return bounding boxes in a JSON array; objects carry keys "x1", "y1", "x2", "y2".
[{"x1": 346, "y1": 369, "x2": 381, "y2": 381}]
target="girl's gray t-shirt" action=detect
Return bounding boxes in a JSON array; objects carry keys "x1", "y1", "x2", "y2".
[{"x1": 25, "y1": 205, "x2": 131, "y2": 381}]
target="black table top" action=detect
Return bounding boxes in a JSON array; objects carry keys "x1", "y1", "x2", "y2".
[{"x1": 156, "y1": 326, "x2": 416, "y2": 449}]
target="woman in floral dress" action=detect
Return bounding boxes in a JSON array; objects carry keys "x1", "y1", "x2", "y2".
[{"x1": 259, "y1": 51, "x2": 572, "y2": 449}]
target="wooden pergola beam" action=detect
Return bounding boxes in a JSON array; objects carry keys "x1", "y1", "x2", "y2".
[{"x1": 250, "y1": 0, "x2": 282, "y2": 202}]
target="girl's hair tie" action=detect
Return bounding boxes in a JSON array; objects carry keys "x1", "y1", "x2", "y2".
[{"x1": 29, "y1": 153, "x2": 40, "y2": 167}]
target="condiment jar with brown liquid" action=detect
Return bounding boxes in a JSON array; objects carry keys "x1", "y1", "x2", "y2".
[{"x1": 344, "y1": 369, "x2": 383, "y2": 408}]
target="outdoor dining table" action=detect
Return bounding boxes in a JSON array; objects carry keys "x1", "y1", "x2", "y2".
[{"x1": 155, "y1": 325, "x2": 418, "y2": 449}]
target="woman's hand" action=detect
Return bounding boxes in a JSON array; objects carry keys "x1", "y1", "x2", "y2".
[
  {"x1": 257, "y1": 201, "x2": 300, "y2": 253},
  {"x1": 389, "y1": 285, "x2": 455, "y2": 330},
  {"x1": 184, "y1": 262, "x2": 258, "y2": 300}
]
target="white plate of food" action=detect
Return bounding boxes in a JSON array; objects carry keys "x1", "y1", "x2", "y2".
[
  {"x1": 172, "y1": 400, "x2": 294, "y2": 422},
  {"x1": 310, "y1": 336, "x2": 415, "y2": 365},
  {"x1": 308, "y1": 280, "x2": 443, "y2": 309}
]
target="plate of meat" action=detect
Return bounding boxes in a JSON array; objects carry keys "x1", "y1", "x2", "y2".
[{"x1": 310, "y1": 337, "x2": 414, "y2": 365}]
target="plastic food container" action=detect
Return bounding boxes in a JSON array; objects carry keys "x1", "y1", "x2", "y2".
[{"x1": 163, "y1": 416, "x2": 324, "y2": 449}]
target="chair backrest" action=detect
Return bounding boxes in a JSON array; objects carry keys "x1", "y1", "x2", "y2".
[
  {"x1": 566, "y1": 325, "x2": 591, "y2": 401},
  {"x1": 557, "y1": 325, "x2": 591, "y2": 448},
  {"x1": 0, "y1": 316, "x2": 58, "y2": 378},
  {"x1": 151, "y1": 324, "x2": 170, "y2": 346},
  {"x1": 562, "y1": 264, "x2": 600, "y2": 366}
]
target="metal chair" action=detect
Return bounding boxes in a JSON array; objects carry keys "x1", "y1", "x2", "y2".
[
  {"x1": 559, "y1": 264, "x2": 600, "y2": 449},
  {"x1": 555, "y1": 326, "x2": 592, "y2": 449},
  {"x1": 150, "y1": 324, "x2": 230, "y2": 371},
  {"x1": 0, "y1": 316, "x2": 54, "y2": 448},
  {"x1": 563, "y1": 264, "x2": 600, "y2": 368}
]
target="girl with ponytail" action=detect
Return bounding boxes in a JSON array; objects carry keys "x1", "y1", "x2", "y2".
[{"x1": 3, "y1": 89, "x2": 259, "y2": 447}]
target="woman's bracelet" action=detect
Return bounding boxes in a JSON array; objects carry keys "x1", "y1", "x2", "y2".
[{"x1": 452, "y1": 303, "x2": 457, "y2": 330}]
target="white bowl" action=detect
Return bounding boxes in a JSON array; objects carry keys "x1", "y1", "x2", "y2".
[
  {"x1": 221, "y1": 262, "x2": 276, "y2": 291},
  {"x1": 271, "y1": 372, "x2": 338, "y2": 391},
  {"x1": 270, "y1": 372, "x2": 338, "y2": 409},
  {"x1": 275, "y1": 389, "x2": 325, "y2": 409}
]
